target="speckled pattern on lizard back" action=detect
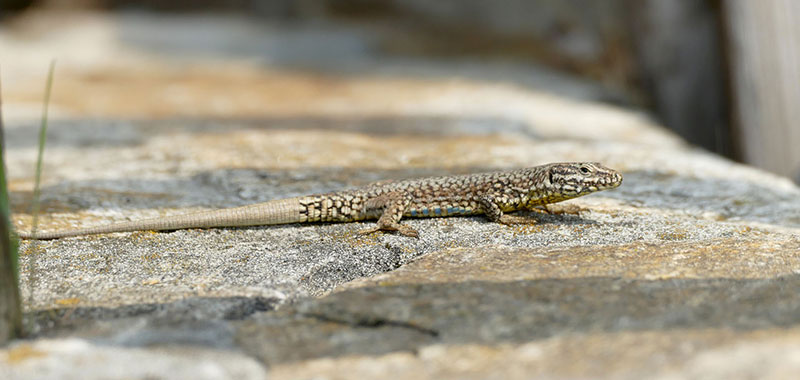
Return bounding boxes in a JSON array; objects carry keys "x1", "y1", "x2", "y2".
[{"x1": 18, "y1": 162, "x2": 622, "y2": 239}]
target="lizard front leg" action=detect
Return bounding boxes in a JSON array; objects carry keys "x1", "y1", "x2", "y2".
[
  {"x1": 358, "y1": 192, "x2": 419, "y2": 237},
  {"x1": 478, "y1": 195, "x2": 536, "y2": 225}
]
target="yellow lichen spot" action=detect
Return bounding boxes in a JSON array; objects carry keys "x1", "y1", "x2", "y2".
[
  {"x1": 335, "y1": 229, "x2": 382, "y2": 247},
  {"x1": 20, "y1": 245, "x2": 43, "y2": 256},
  {"x1": 54, "y1": 297, "x2": 81, "y2": 306},
  {"x1": 658, "y1": 229, "x2": 689, "y2": 241},
  {"x1": 143, "y1": 252, "x2": 161, "y2": 261},
  {"x1": 510, "y1": 223, "x2": 546, "y2": 236},
  {"x1": 572, "y1": 225, "x2": 589, "y2": 235},
  {"x1": 130, "y1": 230, "x2": 159, "y2": 243},
  {"x1": 142, "y1": 279, "x2": 160, "y2": 285},
  {"x1": 441, "y1": 240, "x2": 461, "y2": 249},
  {"x1": 78, "y1": 252, "x2": 99, "y2": 261},
  {"x1": 6, "y1": 344, "x2": 46, "y2": 363}
]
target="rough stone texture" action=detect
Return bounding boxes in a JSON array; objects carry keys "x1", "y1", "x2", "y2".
[
  {"x1": 1, "y1": 338, "x2": 267, "y2": 380},
  {"x1": 2, "y1": 10, "x2": 800, "y2": 380},
  {"x1": 266, "y1": 329, "x2": 800, "y2": 380}
]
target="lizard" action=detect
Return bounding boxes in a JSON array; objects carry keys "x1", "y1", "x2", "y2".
[{"x1": 17, "y1": 162, "x2": 622, "y2": 240}]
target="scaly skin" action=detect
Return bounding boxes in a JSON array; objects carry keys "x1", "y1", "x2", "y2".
[{"x1": 17, "y1": 162, "x2": 622, "y2": 239}]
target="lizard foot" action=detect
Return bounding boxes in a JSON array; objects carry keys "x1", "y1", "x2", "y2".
[
  {"x1": 395, "y1": 225, "x2": 420, "y2": 238},
  {"x1": 498, "y1": 215, "x2": 537, "y2": 225},
  {"x1": 358, "y1": 226, "x2": 381, "y2": 235}
]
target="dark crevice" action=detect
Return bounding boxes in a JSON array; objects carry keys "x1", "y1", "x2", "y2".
[
  {"x1": 302, "y1": 312, "x2": 440, "y2": 338},
  {"x1": 28, "y1": 296, "x2": 281, "y2": 338}
]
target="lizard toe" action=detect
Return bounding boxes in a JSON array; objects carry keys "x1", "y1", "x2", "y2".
[
  {"x1": 499, "y1": 215, "x2": 536, "y2": 225},
  {"x1": 357, "y1": 226, "x2": 381, "y2": 235}
]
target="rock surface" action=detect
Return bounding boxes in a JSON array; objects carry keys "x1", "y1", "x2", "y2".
[{"x1": 2, "y1": 10, "x2": 800, "y2": 380}]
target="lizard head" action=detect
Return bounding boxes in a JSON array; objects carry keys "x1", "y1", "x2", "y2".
[{"x1": 546, "y1": 162, "x2": 622, "y2": 199}]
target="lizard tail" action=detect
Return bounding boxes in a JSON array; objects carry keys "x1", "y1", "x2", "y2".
[{"x1": 17, "y1": 197, "x2": 307, "y2": 240}]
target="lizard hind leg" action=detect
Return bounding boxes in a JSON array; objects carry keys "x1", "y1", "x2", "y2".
[
  {"x1": 478, "y1": 195, "x2": 536, "y2": 225},
  {"x1": 357, "y1": 192, "x2": 419, "y2": 237}
]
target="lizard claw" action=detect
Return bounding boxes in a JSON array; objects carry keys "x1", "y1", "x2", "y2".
[
  {"x1": 357, "y1": 224, "x2": 419, "y2": 238},
  {"x1": 396, "y1": 225, "x2": 419, "y2": 238}
]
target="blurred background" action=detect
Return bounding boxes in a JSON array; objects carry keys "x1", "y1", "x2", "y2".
[{"x1": 1, "y1": 0, "x2": 799, "y2": 182}]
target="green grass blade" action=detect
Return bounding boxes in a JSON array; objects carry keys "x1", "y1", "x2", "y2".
[
  {"x1": 0, "y1": 64, "x2": 19, "y2": 276},
  {"x1": 30, "y1": 60, "x2": 56, "y2": 238},
  {"x1": 0, "y1": 127, "x2": 18, "y2": 278},
  {"x1": 0, "y1": 159, "x2": 16, "y2": 275},
  {"x1": 26, "y1": 60, "x2": 56, "y2": 322}
]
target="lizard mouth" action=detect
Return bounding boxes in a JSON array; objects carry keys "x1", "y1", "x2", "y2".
[
  {"x1": 609, "y1": 172, "x2": 623, "y2": 188},
  {"x1": 569, "y1": 174, "x2": 622, "y2": 194},
  {"x1": 598, "y1": 172, "x2": 623, "y2": 189}
]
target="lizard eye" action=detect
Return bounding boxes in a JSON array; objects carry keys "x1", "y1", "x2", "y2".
[{"x1": 579, "y1": 166, "x2": 590, "y2": 174}]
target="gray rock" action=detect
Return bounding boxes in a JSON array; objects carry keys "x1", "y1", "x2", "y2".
[{"x1": 3, "y1": 10, "x2": 800, "y2": 380}]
